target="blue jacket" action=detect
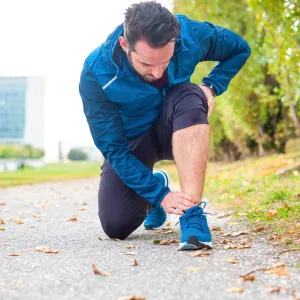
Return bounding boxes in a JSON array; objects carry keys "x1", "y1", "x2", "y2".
[{"x1": 79, "y1": 14, "x2": 251, "y2": 208}]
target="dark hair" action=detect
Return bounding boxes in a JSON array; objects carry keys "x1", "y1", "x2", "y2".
[{"x1": 124, "y1": 1, "x2": 180, "y2": 51}]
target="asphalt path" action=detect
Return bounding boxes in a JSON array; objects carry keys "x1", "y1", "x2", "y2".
[{"x1": 1, "y1": 178, "x2": 299, "y2": 300}]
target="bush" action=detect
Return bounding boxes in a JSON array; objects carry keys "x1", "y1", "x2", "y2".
[
  {"x1": 67, "y1": 148, "x2": 88, "y2": 161},
  {"x1": 0, "y1": 144, "x2": 44, "y2": 159}
]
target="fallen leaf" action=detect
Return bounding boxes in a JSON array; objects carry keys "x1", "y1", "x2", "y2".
[
  {"x1": 118, "y1": 295, "x2": 147, "y2": 300},
  {"x1": 211, "y1": 227, "x2": 221, "y2": 231},
  {"x1": 265, "y1": 263, "x2": 289, "y2": 275},
  {"x1": 224, "y1": 243, "x2": 251, "y2": 249},
  {"x1": 125, "y1": 252, "x2": 137, "y2": 256},
  {"x1": 92, "y1": 264, "x2": 111, "y2": 276},
  {"x1": 0, "y1": 202, "x2": 6, "y2": 205},
  {"x1": 269, "y1": 234, "x2": 282, "y2": 240},
  {"x1": 166, "y1": 221, "x2": 171, "y2": 227},
  {"x1": 159, "y1": 239, "x2": 179, "y2": 245},
  {"x1": 111, "y1": 238, "x2": 121, "y2": 242},
  {"x1": 229, "y1": 231, "x2": 249, "y2": 237},
  {"x1": 190, "y1": 250, "x2": 211, "y2": 257},
  {"x1": 129, "y1": 259, "x2": 140, "y2": 266},
  {"x1": 36, "y1": 246, "x2": 59, "y2": 253},
  {"x1": 126, "y1": 245, "x2": 138, "y2": 249},
  {"x1": 264, "y1": 286, "x2": 282, "y2": 293},
  {"x1": 266, "y1": 210, "x2": 277, "y2": 218},
  {"x1": 186, "y1": 266, "x2": 201, "y2": 271},
  {"x1": 67, "y1": 217, "x2": 77, "y2": 222},
  {"x1": 226, "y1": 287, "x2": 244, "y2": 293},
  {"x1": 253, "y1": 227, "x2": 265, "y2": 232},
  {"x1": 8, "y1": 253, "x2": 21, "y2": 256},
  {"x1": 222, "y1": 239, "x2": 231, "y2": 244},
  {"x1": 241, "y1": 275, "x2": 255, "y2": 281},
  {"x1": 226, "y1": 257, "x2": 239, "y2": 264},
  {"x1": 0, "y1": 219, "x2": 5, "y2": 224},
  {"x1": 155, "y1": 229, "x2": 175, "y2": 234},
  {"x1": 152, "y1": 240, "x2": 161, "y2": 244},
  {"x1": 16, "y1": 220, "x2": 23, "y2": 224},
  {"x1": 98, "y1": 237, "x2": 103, "y2": 241},
  {"x1": 287, "y1": 231, "x2": 296, "y2": 234},
  {"x1": 79, "y1": 207, "x2": 87, "y2": 211},
  {"x1": 0, "y1": 227, "x2": 5, "y2": 231}
]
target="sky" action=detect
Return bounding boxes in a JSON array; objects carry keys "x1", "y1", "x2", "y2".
[{"x1": 0, "y1": 0, "x2": 172, "y2": 161}]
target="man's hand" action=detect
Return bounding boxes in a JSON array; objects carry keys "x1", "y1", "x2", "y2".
[
  {"x1": 160, "y1": 191, "x2": 197, "y2": 215},
  {"x1": 200, "y1": 85, "x2": 215, "y2": 118}
]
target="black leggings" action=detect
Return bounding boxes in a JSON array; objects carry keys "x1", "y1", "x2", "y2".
[{"x1": 98, "y1": 82, "x2": 209, "y2": 239}]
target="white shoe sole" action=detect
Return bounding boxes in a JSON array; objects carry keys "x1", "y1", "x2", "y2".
[{"x1": 178, "y1": 241, "x2": 213, "y2": 251}]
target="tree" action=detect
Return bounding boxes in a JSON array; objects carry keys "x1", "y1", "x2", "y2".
[
  {"x1": 173, "y1": 0, "x2": 299, "y2": 159},
  {"x1": 67, "y1": 148, "x2": 88, "y2": 161}
]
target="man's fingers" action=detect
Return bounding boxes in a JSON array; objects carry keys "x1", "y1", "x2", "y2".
[
  {"x1": 175, "y1": 202, "x2": 192, "y2": 211},
  {"x1": 168, "y1": 207, "x2": 183, "y2": 215},
  {"x1": 177, "y1": 192, "x2": 197, "y2": 204}
]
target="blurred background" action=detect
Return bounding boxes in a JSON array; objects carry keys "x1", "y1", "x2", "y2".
[{"x1": 0, "y1": 0, "x2": 299, "y2": 169}]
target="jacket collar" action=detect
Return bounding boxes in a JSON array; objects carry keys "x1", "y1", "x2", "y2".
[{"x1": 108, "y1": 22, "x2": 188, "y2": 78}]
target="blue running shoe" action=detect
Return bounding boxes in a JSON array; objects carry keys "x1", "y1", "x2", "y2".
[
  {"x1": 144, "y1": 170, "x2": 168, "y2": 230},
  {"x1": 178, "y1": 201, "x2": 212, "y2": 250}
]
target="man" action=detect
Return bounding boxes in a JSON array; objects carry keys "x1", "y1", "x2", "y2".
[{"x1": 79, "y1": 1, "x2": 251, "y2": 250}]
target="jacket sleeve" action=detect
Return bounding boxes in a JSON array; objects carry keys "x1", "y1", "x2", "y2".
[
  {"x1": 78, "y1": 64, "x2": 170, "y2": 207},
  {"x1": 186, "y1": 17, "x2": 251, "y2": 96}
]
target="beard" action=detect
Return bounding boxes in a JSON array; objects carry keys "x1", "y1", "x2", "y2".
[{"x1": 127, "y1": 52, "x2": 162, "y2": 82}]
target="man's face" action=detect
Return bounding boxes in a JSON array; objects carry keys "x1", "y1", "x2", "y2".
[{"x1": 119, "y1": 37, "x2": 175, "y2": 82}]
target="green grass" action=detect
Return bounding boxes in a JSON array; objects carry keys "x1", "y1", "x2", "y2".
[{"x1": 0, "y1": 161, "x2": 101, "y2": 189}]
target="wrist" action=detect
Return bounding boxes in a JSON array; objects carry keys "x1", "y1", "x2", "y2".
[{"x1": 201, "y1": 83, "x2": 217, "y2": 97}]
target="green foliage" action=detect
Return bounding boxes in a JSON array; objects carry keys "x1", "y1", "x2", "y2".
[
  {"x1": 173, "y1": 0, "x2": 300, "y2": 159},
  {"x1": 67, "y1": 148, "x2": 88, "y2": 161},
  {"x1": 0, "y1": 144, "x2": 44, "y2": 159}
]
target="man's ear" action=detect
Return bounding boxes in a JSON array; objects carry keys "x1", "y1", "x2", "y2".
[{"x1": 119, "y1": 36, "x2": 128, "y2": 53}]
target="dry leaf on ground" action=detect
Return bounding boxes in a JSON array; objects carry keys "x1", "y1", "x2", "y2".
[
  {"x1": 0, "y1": 202, "x2": 6, "y2": 205},
  {"x1": 126, "y1": 245, "x2": 138, "y2": 249},
  {"x1": 222, "y1": 231, "x2": 249, "y2": 237},
  {"x1": 8, "y1": 253, "x2": 21, "y2": 256},
  {"x1": 159, "y1": 239, "x2": 179, "y2": 245},
  {"x1": 224, "y1": 243, "x2": 251, "y2": 249},
  {"x1": 211, "y1": 227, "x2": 221, "y2": 231},
  {"x1": 0, "y1": 219, "x2": 5, "y2": 224},
  {"x1": 186, "y1": 266, "x2": 201, "y2": 271},
  {"x1": 264, "y1": 286, "x2": 283, "y2": 293},
  {"x1": 190, "y1": 249, "x2": 211, "y2": 257},
  {"x1": 155, "y1": 228, "x2": 175, "y2": 234},
  {"x1": 67, "y1": 217, "x2": 77, "y2": 222},
  {"x1": 166, "y1": 221, "x2": 171, "y2": 227},
  {"x1": 152, "y1": 240, "x2": 161, "y2": 244},
  {"x1": 266, "y1": 210, "x2": 277, "y2": 218},
  {"x1": 226, "y1": 287, "x2": 244, "y2": 293},
  {"x1": 253, "y1": 227, "x2": 265, "y2": 232},
  {"x1": 265, "y1": 263, "x2": 289, "y2": 275},
  {"x1": 16, "y1": 220, "x2": 23, "y2": 224},
  {"x1": 241, "y1": 275, "x2": 255, "y2": 281},
  {"x1": 92, "y1": 264, "x2": 111, "y2": 276},
  {"x1": 79, "y1": 207, "x2": 87, "y2": 211},
  {"x1": 36, "y1": 246, "x2": 59, "y2": 253},
  {"x1": 118, "y1": 295, "x2": 146, "y2": 300},
  {"x1": 129, "y1": 259, "x2": 140, "y2": 266},
  {"x1": 226, "y1": 257, "x2": 239, "y2": 264},
  {"x1": 0, "y1": 227, "x2": 5, "y2": 231}
]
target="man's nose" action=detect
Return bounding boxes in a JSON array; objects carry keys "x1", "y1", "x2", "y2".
[{"x1": 151, "y1": 67, "x2": 164, "y2": 79}]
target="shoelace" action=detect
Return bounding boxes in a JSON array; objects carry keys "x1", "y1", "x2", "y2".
[{"x1": 175, "y1": 201, "x2": 211, "y2": 227}]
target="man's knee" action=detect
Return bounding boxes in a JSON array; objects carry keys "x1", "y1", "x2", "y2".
[
  {"x1": 100, "y1": 219, "x2": 132, "y2": 240},
  {"x1": 165, "y1": 82, "x2": 209, "y2": 131}
]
